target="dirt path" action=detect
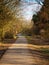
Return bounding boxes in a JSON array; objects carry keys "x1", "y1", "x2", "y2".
[{"x1": 0, "y1": 36, "x2": 49, "y2": 65}]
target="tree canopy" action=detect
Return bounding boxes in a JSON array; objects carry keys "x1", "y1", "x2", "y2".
[{"x1": 32, "y1": 0, "x2": 49, "y2": 39}]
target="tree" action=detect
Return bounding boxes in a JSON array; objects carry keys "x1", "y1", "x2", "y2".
[{"x1": 32, "y1": 0, "x2": 49, "y2": 39}]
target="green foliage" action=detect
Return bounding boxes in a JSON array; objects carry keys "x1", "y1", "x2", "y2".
[{"x1": 33, "y1": 14, "x2": 39, "y2": 23}]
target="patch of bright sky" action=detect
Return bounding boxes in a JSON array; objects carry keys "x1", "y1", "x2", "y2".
[
  {"x1": 21, "y1": 0, "x2": 44, "y2": 5},
  {"x1": 19, "y1": 0, "x2": 44, "y2": 21},
  {"x1": 4, "y1": 0, "x2": 44, "y2": 21}
]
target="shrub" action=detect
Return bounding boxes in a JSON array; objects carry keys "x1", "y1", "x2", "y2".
[{"x1": 4, "y1": 32, "x2": 13, "y2": 39}]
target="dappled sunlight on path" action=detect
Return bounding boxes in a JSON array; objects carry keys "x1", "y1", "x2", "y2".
[{"x1": 0, "y1": 36, "x2": 49, "y2": 65}]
